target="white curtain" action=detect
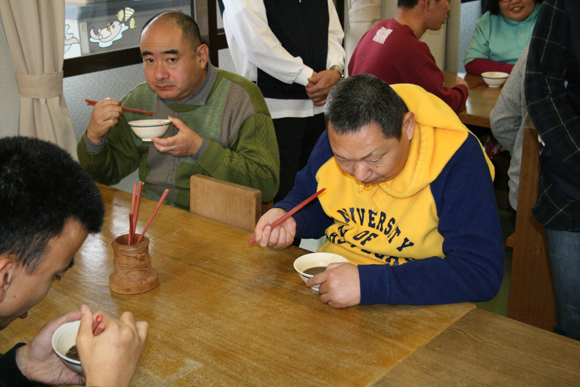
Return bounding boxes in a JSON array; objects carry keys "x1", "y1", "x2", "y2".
[
  {"x1": 0, "y1": 0, "x2": 77, "y2": 157},
  {"x1": 345, "y1": 0, "x2": 382, "y2": 72}
]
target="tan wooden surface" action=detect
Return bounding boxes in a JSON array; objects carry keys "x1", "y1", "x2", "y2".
[
  {"x1": 444, "y1": 71, "x2": 502, "y2": 129},
  {"x1": 372, "y1": 308, "x2": 580, "y2": 386},
  {"x1": 190, "y1": 174, "x2": 262, "y2": 232},
  {"x1": 0, "y1": 184, "x2": 474, "y2": 386}
]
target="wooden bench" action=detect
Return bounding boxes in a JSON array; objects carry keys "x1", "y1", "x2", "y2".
[{"x1": 506, "y1": 126, "x2": 557, "y2": 331}]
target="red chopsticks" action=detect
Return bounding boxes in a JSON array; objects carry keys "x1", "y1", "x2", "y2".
[
  {"x1": 93, "y1": 315, "x2": 104, "y2": 336},
  {"x1": 469, "y1": 81, "x2": 485, "y2": 89},
  {"x1": 128, "y1": 183, "x2": 168, "y2": 245},
  {"x1": 248, "y1": 188, "x2": 326, "y2": 245},
  {"x1": 136, "y1": 189, "x2": 169, "y2": 244},
  {"x1": 85, "y1": 99, "x2": 154, "y2": 115}
]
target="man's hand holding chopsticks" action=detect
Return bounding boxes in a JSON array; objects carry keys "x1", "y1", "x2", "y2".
[
  {"x1": 151, "y1": 116, "x2": 203, "y2": 157},
  {"x1": 86, "y1": 98, "x2": 123, "y2": 144},
  {"x1": 77, "y1": 305, "x2": 148, "y2": 387},
  {"x1": 254, "y1": 208, "x2": 297, "y2": 248}
]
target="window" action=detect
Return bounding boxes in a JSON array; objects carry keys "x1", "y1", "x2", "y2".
[{"x1": 64, "y1": 0, "x2": 192, "y2": 77}]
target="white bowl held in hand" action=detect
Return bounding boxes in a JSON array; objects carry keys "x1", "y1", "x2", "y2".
[
  {"x1": 128, "y1": 119, "x2": 170, "y2": 141},
  {"x1": 52, "y1": 320, "x2": 83, "y2": 375},
  {"x1": 293, "y1": 252, "x2": 349, "y2": 291},
  {"x1": 481, "y1": 72, "x2": 509, "y2": 88}
]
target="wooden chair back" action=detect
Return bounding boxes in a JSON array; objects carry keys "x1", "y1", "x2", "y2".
[
  {"x1": 507, "y1": 126, "x2": 557, "y2": 331},
  {"x1": 190, "y1": 175, "x2": 262, "y2": 232}
]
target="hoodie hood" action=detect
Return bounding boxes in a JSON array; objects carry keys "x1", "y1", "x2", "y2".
[{"x1": 378, "y1": 84, "x2": 494, "y2": 199}]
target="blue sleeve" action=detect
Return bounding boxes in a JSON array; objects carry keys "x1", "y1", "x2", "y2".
[
  {"x1": 358, "y1": 134, "x2": 504, "y2": 305},
  {"x1": 274, "y1": 130, "x2": 334, "y2": 238}
]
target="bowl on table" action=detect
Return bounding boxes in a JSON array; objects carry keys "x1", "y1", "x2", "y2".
[
  {"x1": 481, "y1": 72, "x2": 509, "y2": 88},
  {"x1": 128, "y1": 119, "x2": 170, "y2": 141},
  {"x1": 293, "y1": 252, "x2": 349, "y2": 291},
  {"x1": 52, "y1": 320, "x2": 83, "y2": 375}
]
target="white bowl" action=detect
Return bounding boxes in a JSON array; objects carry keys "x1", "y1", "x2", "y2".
[
  {"x1": 293, "y1": 252, "x2": 349, "y2": 291},
  {"x1": 128, "y1": 119, "x2": 170, "y2": 141},
  {"x1": 481, "y1": 72, "x2": 509, "y2": 88},
  {"x1": 52, "y1": 320, "x2": 83, "y2": 375}
]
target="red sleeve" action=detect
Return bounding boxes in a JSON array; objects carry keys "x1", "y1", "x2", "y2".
[
  {"x1": 414, "y1": 60, "x2": 468, "y2": 113},
  {"x1": 465, "y1": 58, "x2": 515, "y2": 75}
]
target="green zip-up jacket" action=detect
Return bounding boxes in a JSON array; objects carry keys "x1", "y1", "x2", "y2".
[{"x1": 78, "y1": 64, "x2": 280, "y2": 210}]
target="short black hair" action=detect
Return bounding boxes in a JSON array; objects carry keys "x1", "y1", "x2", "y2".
[
  {"x1": 398, "y1": 0, "x2": 441, "y2": 9},
  {"x1": 486, "y1": 0, "x2": 542, "y2": 16},
  {"x1": 0, "y1": 137, "x2": 104, "y2": 273},
  {"x1": 324, "y1": 74, "x2": 409, "y2": 140},
  {"x1": 142, "y1": 11, "x2": 204, "y2": 51}
]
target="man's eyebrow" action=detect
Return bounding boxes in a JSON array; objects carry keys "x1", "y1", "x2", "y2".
[
  {"x1": 334, "y1": 151, "x2": 375, "y2": 161},
  {"x1": 141, "y1": 49, "x2": 179, "y2": 57}
]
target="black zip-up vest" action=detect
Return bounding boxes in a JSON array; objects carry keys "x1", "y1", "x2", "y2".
[{"x1": 258, "y1": 0, "x2": 329, "y2": 100}]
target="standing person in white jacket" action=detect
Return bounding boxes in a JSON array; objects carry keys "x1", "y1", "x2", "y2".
[{"x1": 222, "y1": 0, "x2": 345, "y2": 205}]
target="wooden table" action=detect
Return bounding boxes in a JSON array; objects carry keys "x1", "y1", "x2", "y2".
[
  {"x1": 373, "y1": 308, "x2": 580, "y2": 386},
  {"x1": 0, "y1": 184, "x2": 474, "y2": 386},
  {"x1": 3, "y1": 184, "x2": 580, "y2": 385},
  {"x1": 444, "y1": 71, "x2": 502, "y2": 129}
]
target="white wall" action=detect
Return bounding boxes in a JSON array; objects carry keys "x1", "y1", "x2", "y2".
[
  {"x1": 0, "y1": 10, "x2": 20, "y2": 139},
  {"x1": 459, "y1": 1, "x2": 482, "y2": 73},
  {"x1": 64, "y1": 65, "x2": 145, "y2": 142}
]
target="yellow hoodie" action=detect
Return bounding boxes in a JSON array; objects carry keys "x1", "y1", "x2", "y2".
[{"x1": 316, "y1": 84, "x2": 494, "y2": 265}]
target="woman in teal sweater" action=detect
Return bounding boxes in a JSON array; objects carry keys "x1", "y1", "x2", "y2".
[{"x1": 464, "y1": 0, "x2": 542, "y2": 75}]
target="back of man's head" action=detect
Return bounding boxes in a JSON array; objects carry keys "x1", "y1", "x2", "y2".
[
  {"x1": 0, "y1": 137, "x2": 104, "y2": 273},
  {"x1": 324, "y1": 74, "x2": 409, "y2": 139},
  {"x1": 398, "y1": 0, "x2": 444, "y2": 9},
  {"x1": 142, "y1": 11, "x2": 203, "y2": 52},
  {"x1": 398, "y1": 0, "x2": 421, "y2": 9}
]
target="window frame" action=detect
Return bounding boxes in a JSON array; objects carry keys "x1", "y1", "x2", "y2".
[{"x1": 63, "y1": 0, "x2": 198, "y2": 77}]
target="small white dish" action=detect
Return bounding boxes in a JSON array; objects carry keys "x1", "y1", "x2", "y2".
[
  {"x1": 481, "y1": 72, "x2": 509, "y2": 88},
  {"x1": 52, "y1": 320, "x2": 83, "y2": 375},
  {"x1": 128, "y1": 119, "x2": 170, "y2": 141},
  {"x1": 293, "y1": 252, "x2": 349, "y2": 292}
]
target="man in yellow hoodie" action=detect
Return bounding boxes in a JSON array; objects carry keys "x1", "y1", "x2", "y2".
[{"x1": 254, "y1": 74, "x2": 504, "y2": 308}]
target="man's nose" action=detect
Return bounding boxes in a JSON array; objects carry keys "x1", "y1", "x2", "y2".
[
  {"x1": 353, "y1": 162, "x2": 372, "y2": 183},
  {"x1": 154, "y1": 63, "x2": 168, "y2": 80}
]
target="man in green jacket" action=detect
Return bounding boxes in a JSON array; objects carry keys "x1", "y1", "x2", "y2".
[{"x1": 78, "y1": 11, "x2": 280, "y2": 210}]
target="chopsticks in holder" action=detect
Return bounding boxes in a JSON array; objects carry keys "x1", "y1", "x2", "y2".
[
  {"x1": 132, "y1": 182, "x2": 143, "y2": 244},
  {"x1": 136, "y1": 189, "x2": 169, "y2": 244},
  {"x1": 129, "y1": 183, "x2": 137, "y2": 245},
  {"x1": 85, "y1": 99, "x2": 154, "y2": 115},
  {"x1": 248, "y1": 187, "x2": 326, "y2": 245}
]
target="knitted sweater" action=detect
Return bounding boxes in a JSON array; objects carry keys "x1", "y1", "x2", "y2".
[{"x1": 78, "y1": 65, "x2": 280, "y2": 210}]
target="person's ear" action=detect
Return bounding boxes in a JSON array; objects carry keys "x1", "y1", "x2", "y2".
[
  {"x1": 402, "y1": 112, "x2": 415, "y2": 141},
  {"x1": 196, "y1": 44, "x2": 209, "y2": 70},
  {"x1": 0, "y1": 256, "x2": 15, "y2": 303}
]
